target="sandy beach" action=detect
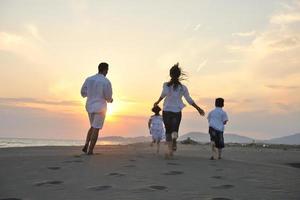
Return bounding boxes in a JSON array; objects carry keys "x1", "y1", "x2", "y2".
[{"x1": 0, "y1": 143, "x2": 299, "y2": 200}]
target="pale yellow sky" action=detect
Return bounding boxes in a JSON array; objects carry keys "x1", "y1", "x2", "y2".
[{"x1": 0, "y1": 0, "x2": 300, "y2": 140}]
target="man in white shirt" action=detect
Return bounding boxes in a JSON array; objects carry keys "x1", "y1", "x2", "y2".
[{"x1": 81, "y1": 62, "x2": 113, "y2": 155}]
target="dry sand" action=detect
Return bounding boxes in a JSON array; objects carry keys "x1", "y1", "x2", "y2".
[{"x1": 0, "y1": 143, "x2": 299, "y2": 200}]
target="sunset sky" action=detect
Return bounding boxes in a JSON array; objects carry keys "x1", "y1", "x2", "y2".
[{"x1": 0, "y1": 0, "x2": 300, "y2": 140}]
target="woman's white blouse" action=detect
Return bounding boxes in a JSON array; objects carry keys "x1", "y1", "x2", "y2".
[{"x1": 160, "y1": 82, "x2": 195, "y2": 112}]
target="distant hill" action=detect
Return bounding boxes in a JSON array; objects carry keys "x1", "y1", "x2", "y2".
[
  {"x1": 99, "y1": 133, "x2": 300, "y2": 145},
  {"x1": 178, "y1": 132, "x2": 210, "y2": 143},
  {"x1": 100, "y1": 136, "x2": 151, "y2": 144},
  {"x1": 265, "y1": 133, "x2": 300, "y2": 145},
  {"x1": 179, "y1": 132, "x2": 255, "y2": 144}
]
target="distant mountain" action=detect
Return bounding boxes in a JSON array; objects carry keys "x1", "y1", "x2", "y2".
[
  {"x1": 99, "y1": 133, "x2": 300, "y2": 145},
  {"x1": 179, "y1": 132, "x2": 210, "y2": 143},
  {"x1": 179, "y1": 132, "x2": 255, "y2": 144},
  {"x1": 266, "y1": 133, "x2": 300, "y2": 145},
  {"x1": 100, "y1": 136, "x2": 151, "y2": 144}
]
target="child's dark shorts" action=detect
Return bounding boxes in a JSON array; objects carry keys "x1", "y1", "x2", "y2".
[{"x1": 209, "y1": 127, "x2": 224, "y2": 149}]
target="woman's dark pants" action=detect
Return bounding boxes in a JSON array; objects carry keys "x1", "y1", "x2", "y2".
[{"x1": 162, "y1": 111, "x2": 182, "y2": 150}]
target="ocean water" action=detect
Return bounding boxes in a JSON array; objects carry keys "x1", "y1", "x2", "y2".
[
  {"x1": 0, "y1": 138, "x2": 85, "y2": 148},
  {"x1": 0, "y1": 137, "x2": 126, "y2": 148}
]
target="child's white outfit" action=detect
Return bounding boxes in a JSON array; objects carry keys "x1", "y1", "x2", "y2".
[
  {"x1": 149, "y1": 115, "x2": 165, "y2": 141},
  {"x1": 207, "y1": 107, "x2": 228, "y2": 149},
  {"x1": 207, "y1": 107, "x2": 228, "y2": 132}
]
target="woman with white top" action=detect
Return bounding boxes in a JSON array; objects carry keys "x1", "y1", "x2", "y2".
[{"x1": 154, "y1": 63, "x2": 205, "y2": 158}]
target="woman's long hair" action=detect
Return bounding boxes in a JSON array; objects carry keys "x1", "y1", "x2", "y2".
[{"x1": 167, "y1": 63, "x2": 186, "y2": 89}]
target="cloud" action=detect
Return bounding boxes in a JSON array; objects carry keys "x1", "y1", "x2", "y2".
[
  {"x1": 217, "y1": 59, "x2": 243, "y2": 64},
  {"x1": 0, "y1": 25, "x2": 48, "y2": 63},
  {"x1": 226, "y1": 44, "x2": 250, "y2": 52},
  {"x1": 0, "y1": 104, "x2": 86, "y2": 140},
  {"x1": 0, "y1": 97, "x2": 81, "y2": 107},
  {"x1": 24, "y1": 24, "x2": 45, "y2": 43},
  {"x1": 196, "y1": 59, "x2": 207, "y2": 71},
  {"x1": 118, "y1": 97, "x2": 139, "y2": 104},
  {"x1": 270, "y1": 1, "x2": 300, "y2": 25},
  {"x1": 275, "y1": 102, "x2": 291, "y2": 111},
  {"x1": 232, "y1": 30, "x2": 256, "y2": 37},
  {"x1": 69, "y1": 0, "x2": 89, "y2": 13},
  {"x1": 270, "y1": 12, "x2": 300, "y2": 24},
  {"x1": 0, "y1": 32, "x2": 24, "y2": 51},
  {"x1": 268, "y1": 36, "x2": 299, "y2": 49},
  {"x1": 225, "y1": 1, "x2": 300, "y2": 81},
  {"x1": 265, "y1": 84, "x2": 300, "y2": 90},
  {"x1": 193, "y1": 24, "x2": 202, "y2": 31}
]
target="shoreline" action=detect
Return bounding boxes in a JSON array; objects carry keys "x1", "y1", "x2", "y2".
[{"x1": 1, "y1": 141, "x2": 300, "y2": 150}]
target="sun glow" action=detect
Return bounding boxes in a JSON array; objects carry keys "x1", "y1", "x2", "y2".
[
  {"x1": 107, "y1": 103, "x2": 115, "y2": 116},
  {"x1": 105, "y1": 103, "x2": 120, "y2": 122}
]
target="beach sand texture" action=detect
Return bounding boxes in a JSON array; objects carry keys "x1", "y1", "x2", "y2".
[{"x1": 0, "y1": 143, "x2": 299, "y2": 200}]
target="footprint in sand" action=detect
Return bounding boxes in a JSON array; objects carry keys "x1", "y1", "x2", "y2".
[
  {"x1": 149, "y1": 185, "x2": 168, "y2": 191},
  {"x1": 167, "y1": 162, "x2": 180, "y2": 166},
  {"x1": 108, "y1": 172, "x2": 126, "y2": 177},
  {"x1": 163, "y1": 170, "x2": 184, "y2": 175},
  {"x1": 286, "y1": 163, "x2": 300, "y2": 169},
  {"x1": 34, "y1": 180, "x2": 63, "y2": 186},
  {"x1": 124, "y1": 164, "x2": 136, "y2": 168},
  {"x1": 47, "y1": 167, "x2": 61, "y2": 170},
  {"x1": 87, "y1": 185, "x2": 112, "y2": 191},
  {"x1": 211, "y1": 176, "x2": 223, "y2": 179},
  {"x1": 211, "y1": 198, "x2": 233, "y2": 200},
  {"x1": 0, "y1": 198, "x2": 23, "y2": 200},
  {"x1": 243, "y1": 177, "x2": 263, "y2": 183},
  {"x1": 63, "y1": 160, "x2": 83, "y2": 163},
  {"x1": 211, "y1": 184, "x2": 234, "y2": 189},
  {"x1": 129, "y1": 159, "x2": 136, "y2": 162}
]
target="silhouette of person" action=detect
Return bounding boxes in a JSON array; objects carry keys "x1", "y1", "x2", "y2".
[
  {"x1": 154, "y1": 63, "x2": 205, "y2": 158},
  {"x1": 81, "y1": 62, "x2": 113, "y2": 155}
]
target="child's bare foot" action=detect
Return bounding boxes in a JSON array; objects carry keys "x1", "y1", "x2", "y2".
[
  {"x1": 165, "y1": 153, "x2": 173, "y2": 160},
  {"x1": 164, "y1": 153, "x2": 170, "y2": 160},
  {"x1": 82, "y1": 145, "x2": 88, "y2": 153},
  {"x1": 172, "y1": 139, "x2": 177, "y2": 151},
  {"x1": 87, "y1": 151, "x2": 94, "y2": 155}
]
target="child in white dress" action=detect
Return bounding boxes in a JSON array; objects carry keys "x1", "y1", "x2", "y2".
[{"x1": 148, "y1": 105, "x2": 165, "y2": 154}]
